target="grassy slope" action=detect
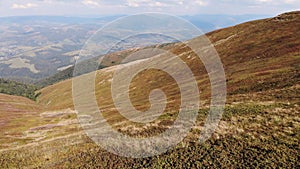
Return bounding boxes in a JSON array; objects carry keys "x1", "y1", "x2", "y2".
[
  {"x1": 0, "y1": 11, "x2": 299, "y2": 168},
  {"x1": 37, "y1": 11, "x2": 300, "y2": 109},
  {"x1": 0, "y1": 94, "x2": 43, "y2": 148},
  {"x1": 35, "y1": 43, "x2": 175, "y2": 88}
]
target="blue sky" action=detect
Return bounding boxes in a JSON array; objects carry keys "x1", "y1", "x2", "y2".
[{"x1": 0, "y1": 0, "x2": 299, "y2": 16}]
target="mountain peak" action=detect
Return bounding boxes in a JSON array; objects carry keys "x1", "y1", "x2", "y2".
[{"x1": 273, "y1": 11, "x2": 300, "y2": 22}]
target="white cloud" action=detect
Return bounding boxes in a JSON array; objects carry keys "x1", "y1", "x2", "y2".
[
  {"x1": 256, "y1": 0, "x2": 273, "y2": 3},
  {"x1": 152, "y1": 2, "x2": 163, "y2": 7},
  {"x1": 194, "y1": 0, "x2": 208, "y2": 6},
  {"x1": 283, "y1": 0, "x2": 296, "y2": 4},
  {"x1": 255, "y1": 0, "x2": 297, "y2": 4},
  {"x1": 11, "y1": 3, "x2": 38, "y2": 9},
  {"x1": 178, "y1": 1, "x2": 184, "y2": 5},
  {"x1": 126, "y1": 0, "x2": 168, "y2": 8},
  {"x1": 127, "y1": 0, "x2": 140, "y2": 7},
  {"x1": 149, "y1": 1, "x2": 168, "y2": 7},
  {"x1": 82, "y1": 0, "x2": 100, "y2": 7}
]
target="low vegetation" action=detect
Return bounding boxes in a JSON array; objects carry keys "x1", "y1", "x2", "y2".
[
  {"x1": 0, "y1": 78, "x2": 39, "y2": 100},
  {"x1": 0, "y1": 103, "x2": 298, "y2": 168}
]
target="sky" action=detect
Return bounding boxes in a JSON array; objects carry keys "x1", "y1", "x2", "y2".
[{"x1": 0, "y1": 0, "x2": 299, "y2": 17}]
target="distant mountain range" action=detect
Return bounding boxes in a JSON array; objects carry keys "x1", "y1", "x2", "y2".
[{"x1": 0, "y1": 14, "x2": 269, "y2": 82}]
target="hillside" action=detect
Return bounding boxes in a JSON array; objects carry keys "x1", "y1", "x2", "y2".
[
  {"x1": 35, "y1": 43, "x2": 176, "y2": 87},
  {"x1": 38, "y1": 11, "x2": 300, "y2": 109},
  {"x1": 37, "y1": 12, "x2": 300, "y2": 90},
  {"x1": 0, "y1": 11, "x2": 299, "y2": 168},
  {"x1": 0, "y1": 78, "x2": 39, "y2": 100}
]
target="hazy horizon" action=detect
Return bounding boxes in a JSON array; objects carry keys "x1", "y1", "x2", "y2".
[{"x1": 0, "y1": 0, "x2": 299, "y2": 17}]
